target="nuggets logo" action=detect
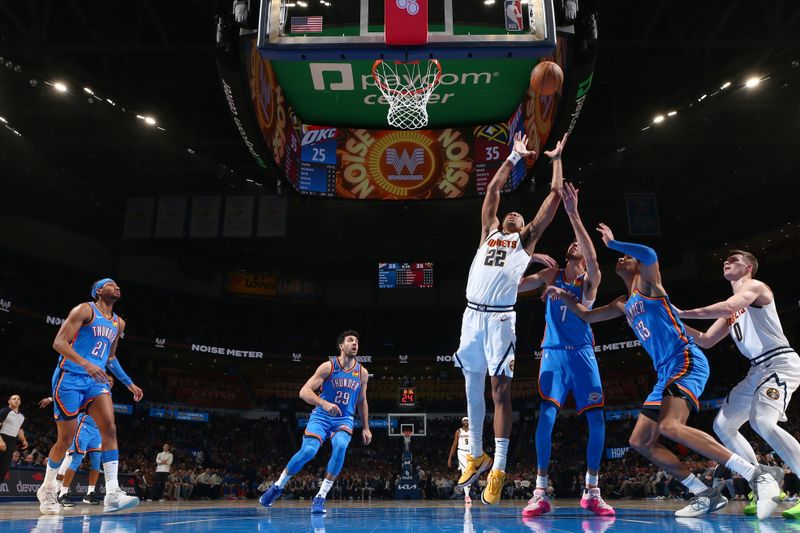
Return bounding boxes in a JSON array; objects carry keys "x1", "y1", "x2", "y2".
[
  {"x1": 509, "y1": 359, "x2": 515, "y2": 372},
  {"x1": 765, "y1": 388, "x2": 780, "y2": 400}
]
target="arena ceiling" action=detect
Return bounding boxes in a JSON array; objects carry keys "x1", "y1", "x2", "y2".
[{"x1": 1, "y1": 0, "x2": 798, "y2": 275}]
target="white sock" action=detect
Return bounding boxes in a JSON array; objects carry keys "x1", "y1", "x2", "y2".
[
  {"x1": 58, "y1": 460, "x2": 71, "y2": 476},
  {"x1": 493, "y1": 438, "x2": 509, "y2": 472},
  {"x1": 536, "y1": 475, "x2": 548, "y2": 490},
  {"x1": 316, "y1": 479, "x2": 334, "y2": 498},
  {"x1": 463, "y1": 370, "x2": 486, "y2": 457},
  {"x1": 275, "y1": 470, "x2": 291, "y2": 489},
  {"x1": 726, "y1": 454, "x2": 757, "y2": 481},
  {"x1": 44, "y1": 463, "x2": 61, "y2": 488},
  {"x1": 104, "y1": 460, "x2": 119, "y2": 492},
  {"x1": 88, "y1": 485, "x2": 95, "y2": 494},
  {"x1": 59, "y1": 486, "x2": 69, "y2": 497},
  {"x1": 681, "y1": 474, "x2": 708, "y2": 495},
  {"x1": 585, "y1": 472, "x2": 599, "y2": 488}
]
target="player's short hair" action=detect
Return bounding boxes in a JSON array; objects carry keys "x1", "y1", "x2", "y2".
[
  {"x1": 730, "y1": 249, "x2": 758, "y2": 275},
  {"x1": 337, "y1": 330, "x2": 360, "y2": 347}
]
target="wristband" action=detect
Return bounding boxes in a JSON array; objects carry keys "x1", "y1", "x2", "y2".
[
  {"x1": 551, "y1": 154, "x2": 562, "y2": 161},
  {"x1": 506, "y1": 151, "x2": 522, "y2": 166}
]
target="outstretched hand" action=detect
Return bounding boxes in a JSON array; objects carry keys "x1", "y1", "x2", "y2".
[
  {"x1": 561, "y1": 182, "x2": 579, "y2": 215},
  {"x1": 512, "y1": 132, "x2": 536, "y2": 158},
  {"x1": 543, "y1": 132, "x2": 569, "y2": 159},
  {"x1": 530, "y1": 253, "x2": 558, "y2": 268},
  {"x1": 596, "y1": 223, "x2": 615, "y2": 245},
  {"x1": 541, "y1": 285, "x2": 567, "y2": 302}
]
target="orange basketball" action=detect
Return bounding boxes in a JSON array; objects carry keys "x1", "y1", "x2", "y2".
[{"x1": 530, "y1": 61, "x2": 564, "y2": 96}]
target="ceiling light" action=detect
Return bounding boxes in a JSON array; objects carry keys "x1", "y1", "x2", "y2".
[
  {"x1": 0, "y1": 117, "x2": 6, "y2": 123},
  {"x1": 297, "y1": 1, "x2": 307, "y2": 6},
  {"x1": 53, "y1": 82, "x2": 68, "y2": 92},
  {"x1": 484, "y1": 0, "x2": 496, "y2": 4},
  {"x1": 652, "y1": 115, "x2": 665, "y2": 124},
  {"x1": 83, "y1": 87, "x2": 93, "y2": 95},
  {"x1": 106, "y1": 98, "x2": 115, "y2": 105},
  {"x1": 667, "y1": 110, "x2": 677, "y2": 116},
  {"x1": 698, "y1": 94, "x2": 707, "y2": 101},
  {"x1": 144, "y1": 116, "x2": 156, "y2": 125},
  {"x1": 720, "y1": 81, "x2": 731, "y2": 90},
  {"x1": 745, "y1": 77, "x2": 760, "y2": 88}
]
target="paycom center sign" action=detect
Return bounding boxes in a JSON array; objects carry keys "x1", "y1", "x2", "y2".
[{"x1": 271, "y1": 58, "x2": 539, "y2": 128}]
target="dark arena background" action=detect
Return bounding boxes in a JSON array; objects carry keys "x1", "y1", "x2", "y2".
[{"x1": 1, "y1": 1, "x2": 799, "y2": 532}]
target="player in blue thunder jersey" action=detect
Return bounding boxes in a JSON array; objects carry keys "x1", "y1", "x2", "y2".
[
  {"x1": 37, "y1": 278, "x2": 143, "y2": 515},
  {"x1": 260, "y1": 330, "x2": 371, "y2": 514},
  {"x1": 545, "y1": 224, "x2": 784, "y2": 520},
  {"x1": 518, "y1": 182, "x2": 613, "y2": 517}
]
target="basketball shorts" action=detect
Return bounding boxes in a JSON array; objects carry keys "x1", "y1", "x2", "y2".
[
  {"x1": 538, "y1": 346, "x2": 604, "y2": 414},
  {"x1": 643, "y1": 345, "x2": 709, "y2": 412},
  {"x1": 52, "y1": 368, "x2": 111, "y2": 421},
  {"x1": 69, "y1": 419, "x2": 102, "y2": 455},
  {"x1": 457, "y1": 450, "x2": 468, "y2": 472},
  {"x1": 721, "y1": 351, "x2": 800, "y2": 422},
  {"x1": 454, "y1": 307, "x2": 516, "y2": 377},
  {"x1": 304, "y1": 411, "x2": 354, "y2": 443}
]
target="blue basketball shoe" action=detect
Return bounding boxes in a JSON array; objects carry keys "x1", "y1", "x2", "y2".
[
  {"x1": 311, "y1": 496, "x2": 326, "y2": 514},
  {"x1": 259, "y1": 485, "x2": 282, "y2": 508}
]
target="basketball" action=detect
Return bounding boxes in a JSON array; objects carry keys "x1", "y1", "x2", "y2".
[{"x1": 530, "y1": 61, "x2": 564, "y2": 96}]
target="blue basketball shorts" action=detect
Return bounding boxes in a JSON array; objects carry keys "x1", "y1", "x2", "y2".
[
  {"x1": 52, "y1": 368, "x2": 111, "y2": 421},
  {"x1": 643, "y1": 345, "x2": 709, "y2": 412},
  {"x1": 304, "y1": 411, "x2": 354, "y2": 443},
  {"x1": 538, "y1": 346, "x2": 604, "y2": 414}
]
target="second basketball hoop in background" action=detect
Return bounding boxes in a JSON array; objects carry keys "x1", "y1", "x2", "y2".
[
  {"x1": 530, "y1": 60, "x2": 564, "y2": 96},
  {"x1": 372, "y1": 59, "x2": 442, "y2": 130}
]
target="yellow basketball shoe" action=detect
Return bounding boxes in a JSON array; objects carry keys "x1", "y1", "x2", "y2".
[
  {"x1": 481, "y1": 469, "x2": 506, "y2": 506},
  {"x1": 457, "y1": 453, "x2": 493, "y2": 488}
]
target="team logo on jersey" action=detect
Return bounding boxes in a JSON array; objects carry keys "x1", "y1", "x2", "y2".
[
  {"x1": 588, "y1": 392, "x2": 602, "y2": 403},
  {"x1": 112, "y1": 319, "x2": 119, "y2": 328},
  {"x1": 352, "y1": 370, "x2": 360, "y2": 377},
  {"x1": 765, "y1": 388, "x2": 780, "y2": 400}
]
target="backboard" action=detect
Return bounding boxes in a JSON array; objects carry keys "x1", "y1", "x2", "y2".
[{"x1": 258, "y1": 0, "x2": 557, "y2": 60}]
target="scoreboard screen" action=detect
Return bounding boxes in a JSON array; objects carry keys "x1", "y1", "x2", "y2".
[
  {"x1": 378, "y1": 262, "x2": 434, "y2": 289},
  {"x1": 398, "y1": 387, "x2": 416, "y2": 407}
]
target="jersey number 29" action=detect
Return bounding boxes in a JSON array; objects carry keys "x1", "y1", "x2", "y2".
[{"x1": 334, "y1": 391, "x2": 350, "y2": 404}]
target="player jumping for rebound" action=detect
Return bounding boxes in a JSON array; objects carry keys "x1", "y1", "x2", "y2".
[
  {"x1": 518, "y1": 182, "x2": 613, "y2": 517},
  {"x1": 544, "y1": 226, "x2": 784, "y2": 519},
  {"x1": 37, "y1": 278, "x2": 143, "y2": 515},
  {"x1": 678, "y1": 250, "x2": 800, "y2": 519},
  {"x1": 259, "y1": 330, "x2": 371, "y2": 514},
  {"x1": 455, "y1": 132, "x2": 566, "y2": 506},
  {"x1": 448, "y1": 417, "x2": 474, "y2": 505}
]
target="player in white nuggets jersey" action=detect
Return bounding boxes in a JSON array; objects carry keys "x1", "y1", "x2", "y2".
[
  {"x1": 455, "y1": 132, "x2": 566, "y2": 506},
  {"x1": 448, "y1": 417, "x2": 473, "y2": 504},
  {"x1": 680, "y1": 250, "x2": 800, "y2": 518}
]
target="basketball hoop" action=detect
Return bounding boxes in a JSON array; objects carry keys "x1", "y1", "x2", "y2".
[
  {"x1": 402, "y1": 427, "x2": 413, "y2": 445},
  {"x1": 372, "y1": 59, "x2": 442, "y2": 130}
]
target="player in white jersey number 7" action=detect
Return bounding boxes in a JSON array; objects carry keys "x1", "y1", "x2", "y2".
[
  {"x1": 678, "y1": 250, "x2": 800, "y2": 519},
  {"x1": 454, "y1": 131, "x2": 566, "y2": 506}
]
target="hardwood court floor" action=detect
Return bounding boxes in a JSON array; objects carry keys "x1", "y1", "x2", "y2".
[{"x1": 1, "y1": 498, "x2": 799, "y2": 532}]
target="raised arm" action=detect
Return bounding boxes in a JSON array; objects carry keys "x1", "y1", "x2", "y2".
[
  {"x1": 357, "y1": 366, "x2": 372, "y2": 445},
  {"x1": 683, "y1": 318, "x2": 730, "y2": 349},
  {"x1": 299, "y1": 361, "x2": 341, "y2": 416},
  {"x1": 480, "y1": 132, "x2": 537, "y2": 243},
  {"x1": 520, "y1": 133, "x2": 568, "y2": 253},
  {"x1": 596, "y1": 223, "x2": 664, "y2": 295},
  {"x1": 543, "y1": 286, "x2": 626, "y2": 324},
  {"x1": 561, "y1": 181, "x2": 601, "y2": 301},
  {"x1": 679, "y1": 280, "x2": 770, "y2": 319}
]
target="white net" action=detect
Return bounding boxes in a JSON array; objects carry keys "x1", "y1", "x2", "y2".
[{"x1": 372, "y1": 59, "x2": 442, "y2": 130}]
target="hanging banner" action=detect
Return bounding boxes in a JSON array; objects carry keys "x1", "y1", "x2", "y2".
[
  {"x1": 256, "y1": 195, "x2": 288, "y2": 237},
  {"x1": 154, "y1": 197, "x2": 187, "y2": 238},
  {"x1": 223, "y1": 196, "x2": 255, "y2": 237},
  {"x1": 189, "y1": 196, "x2": 222, "y2": 238},
  {"x1": 123, "y1": 197, "x2": 155, "y2": 239}
]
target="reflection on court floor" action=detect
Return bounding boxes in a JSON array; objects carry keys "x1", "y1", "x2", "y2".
[{"x1": 2, "y1": 500, "x2": 800, "y2": 533}]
